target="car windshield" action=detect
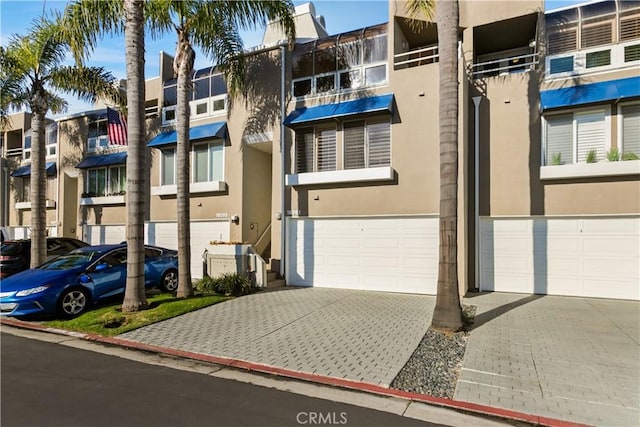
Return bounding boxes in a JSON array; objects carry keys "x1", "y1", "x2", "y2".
[
  {"x1": 38, "y1": 251, "x2": 102, "y2": 270},
  {"x1": 0, "y1": 242, "x2": 23, "y2": 256}
]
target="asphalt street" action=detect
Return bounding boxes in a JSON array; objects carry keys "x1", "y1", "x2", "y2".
[{"x1": 1, "y1": 332, "x2": 442, "y2": 427}]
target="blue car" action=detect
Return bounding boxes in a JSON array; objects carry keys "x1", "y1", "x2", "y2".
[{"x1": 0, "y1": 244, "x2": 178, "y2": 318}]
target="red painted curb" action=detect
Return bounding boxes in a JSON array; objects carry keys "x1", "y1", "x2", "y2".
[{"x1": 0, "y1": 317, "x2": 590, "y2": 427}]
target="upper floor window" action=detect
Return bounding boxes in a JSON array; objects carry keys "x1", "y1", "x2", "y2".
[
  {"x1": 343, "y1": 118, "x2": 391, "y2": 169},
  {"x1": 22, "y1": 124, "x2": 57, "y2": 160},
  {"x1": 162, "y1": 68, "x2": 228, "y2": 124},
  {"x1": 620, "y1": 103, "x2": 640, "y2": 158},
  {"x1": 543, "y1": 107, "x2": 610, "y2": 166},
  {"x1": 292, "y1": 24, "x2": 388, "y2": 97},
  {"x1": 87, "y1": 116, "x2": 108, "y2": 152},
  {"x1": 295, "y1": 126, "x2": 337, "y2": 173},
  {"x1": 85, "y1": 165, "x2": 126, "y2": 197},
  {"x1": 192, "y1": 141, "x2": 223, "y2": 183}
]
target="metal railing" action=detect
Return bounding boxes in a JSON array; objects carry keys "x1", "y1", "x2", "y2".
[
  {"x1": 470, "y1": 52, "x2": 539, "y2": 79},
  {"x1": 394, "y1": 45, "x2": 439, "y2": 69},
  {"x1": 4, "y1": 147, "x2": 23, "y2": 157}
]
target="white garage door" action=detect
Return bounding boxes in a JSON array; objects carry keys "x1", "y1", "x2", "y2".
[
  {"x1": 480, "y1": 217, "x2": 640, "y2": 300},
  {"x1": 286, "y1": 216, "x2": 438, "y2": 294},
  {"x1": 145, "y1": 220, "x2": 230, "y2": 279},
  {"x1": 83, "y1": 224, "x2": 125, "y2": 245}
]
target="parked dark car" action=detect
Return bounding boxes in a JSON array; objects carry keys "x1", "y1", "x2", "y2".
[
  {"x1": 0, "y1": 237, "x2": 89, "y2": 279},
  {"x1": 0, "y1": 244, "x2": 178, "y2": 318}
]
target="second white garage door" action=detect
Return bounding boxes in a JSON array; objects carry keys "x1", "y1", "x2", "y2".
[
  {"x1": 145, "y1": 220, "x2": 230, "y2": 279},
  {"x1": 286, "y1": 216, "x2": 438, "y2": 294}
]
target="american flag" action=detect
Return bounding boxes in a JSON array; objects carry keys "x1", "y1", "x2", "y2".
[{"x1": 107, "y1": 107, "x2": 128, "y2": 145}]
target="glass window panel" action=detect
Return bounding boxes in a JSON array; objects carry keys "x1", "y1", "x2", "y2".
[
  {"x1": 21, "y1": 178, "x2": 30, "y2": 202},
  {"x1": 211, "y1": 74, "x2": 227, "y2": 95},
  {"x1": 109, "y1": 167, "x2": 119, "y2": 194},
  {"x1": 193, "y1": 77, "x2": 210, "y2": 100},
  {"x1": 344, "y1": 121, "x2": 365, "y2": 169},
  {"x1": 195, "y1": 102, "x2": 208, "y2": 115},
  {"x1": 194, "y1": 66, "x2": 213, "y2": 79},
  {"x1": 119, "y1": 166, "x2": 126, "y2": 192},
  {"x1": 624, "y1": 44, "x2": 640, "y2": 62},
  {"x1": 367, "y1": 120, "x2": 391, "y2": 167},
  {"x1": 337, "y1": 33, "x2": 362, "y2": 68},
  {"x1": 162, "y1": 149, "x2": 175, "y2": 185},
  {"x1": 545, "y1": 114, "x2": 574, "y2": 165},
  {"x1": 209, "y1": 144, "x2": 223, "y2": 181},
  {"x1": 622, "y1": 104, "x2": 640, "y2": 155},
  {"x1": 316, "y1": 75, "x2": 335, "y2": 93},
  {"x1": 163, "y1": 85, "x2": 177, "y2": 106},
  {"x1": 317, "y1": 128, "x2": 336, "y2": 172},
  {"x1": 213, "y1": 98, "x2": 226, "y2": 111},
  {"x1": 164, "y1": 109, "x2": 176, "y2": 122},
  {"x1": 295, "y1": 130, "x2": 314, "y2": 173},
  {"x1": 363, "y1": 34, "x2": 387, "y2": 64},
  {"x1": 293, "y1": 79, "x2": 312, "y2": 97},
  {"x1": 46, "y1": 123, "x2": 57, "y2": 146},
  {"x1": 340, "y1": 70, "x2": 361, "y2": 89},
  {"x1": 193, "y1": 144, "x2": 208, "y2": 183},
  {"x1": 315, "y1": 38, "x2": 336, "y2": 73},
  {"x1": 550, "y1": 56, "x2": 574, "y2": 74},
  {"x1": 576, "y1": 110, "x2": 606, "y2": 163},
  {"x1": 585, "y1": 49, "x2": 611, "y2": 68},
  {"x1": 365, "y1": 65, "x2": 386, "y2": 85},
  {"x1": 292, "y1": 47, "x2": 314, "y2": 79},
  {"x1": 96, "y1": 168, "x2": 106, "y2": 196},
  {"x1": 24, "y1": 135, "x2": 31, "y2": 149}
]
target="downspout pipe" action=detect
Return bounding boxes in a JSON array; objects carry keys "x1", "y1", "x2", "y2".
[
  {"x1": 280, "y1": 44, "x2": 287, "y2": 280},
  {"x1": 472, "y1": 96, "x2": 482, "y2": 290}
]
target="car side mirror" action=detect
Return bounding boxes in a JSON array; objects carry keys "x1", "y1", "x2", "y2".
[
  {"x1": 95, "y1": 263, "x2": 108, "y2": 272},
  {"x1": 79, "y1": 274, "x2": 91, "y2": 284}
]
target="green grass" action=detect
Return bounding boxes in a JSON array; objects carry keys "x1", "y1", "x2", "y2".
[{"x1": 43, "y1": 292, "x2": 229, "y2": 337}]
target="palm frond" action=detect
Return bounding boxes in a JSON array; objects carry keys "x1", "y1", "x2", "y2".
[
  {"x1": 405, "y1": 0, "x2": 436, "y2": 31},
  {"x1": 50, "y1": 65, "x2": 124, "y2": 108}
]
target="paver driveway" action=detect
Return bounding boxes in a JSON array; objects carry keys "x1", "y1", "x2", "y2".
[{"x1": 119, "y1": 287, "x2": 435, "y2": 386}]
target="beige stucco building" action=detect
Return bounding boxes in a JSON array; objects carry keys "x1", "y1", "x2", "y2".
[{"x1": 1, "y1": 0, "x2": 638, "y2": 300}]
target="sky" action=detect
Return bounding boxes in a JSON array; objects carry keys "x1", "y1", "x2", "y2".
[{"x1": 1, "y1": 0, "x2": 586, "y2": 116}]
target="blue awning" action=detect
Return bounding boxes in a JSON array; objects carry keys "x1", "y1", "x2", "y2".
[
  {"x1": 147, "y1": 121, "x2": 227, "y2": 148},
  {"x1": 76, "y1": 152, "x2": 127, "y2": 169},
  {"x1": 540, "y1": 76, "x2": 640, "y2": 110},
  {"x1": 284, "y1": 94, "x2": 395, "y2": 126},
  {"x1": 11, "y1": 162, "x2": 57, "y2": 177}
]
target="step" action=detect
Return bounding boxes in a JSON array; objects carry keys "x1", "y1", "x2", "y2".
[{"x1": 267, "y1": 270, "x2": 278, "y2": 282}]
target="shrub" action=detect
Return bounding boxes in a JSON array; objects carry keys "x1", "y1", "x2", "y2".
[
  {"x1": 606, "y1": 147, "x2": 620, "y2": 161},
  {"x1": 194, "y1": 273, "x2": 254, "y2": 297},
  {"x1": 586, "y1": 149, "x2": 598, "y2": 163},
  {"x1": 622, "y1": 152, "x2": 639, "y2": 161}
]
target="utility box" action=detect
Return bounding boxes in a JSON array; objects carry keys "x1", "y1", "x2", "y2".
[{"x1": 205, "y1": 244, "x2": 251, "y2": 278}]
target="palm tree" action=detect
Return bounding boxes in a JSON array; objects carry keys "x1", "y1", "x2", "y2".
[
  {"x1": 1, "y1": 17, "x2": 122, "y2": 269},
  {"x1": 407, "y1": 0, "x2": 464, "y2": 331},
  {"x1": 145, "y1": 0, "x2": 295, "y2": 298},
  {"x1": 62, "y1": 0, "x2": 294, "y2": 307}
]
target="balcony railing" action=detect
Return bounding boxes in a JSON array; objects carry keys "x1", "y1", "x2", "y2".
[
  {"x1": 394, "y1": 45, "x2": 439, "y2": 70},
  {"x1": 4, "y1": 147, "x2": 23, "y2": 157},
  {"x1": 470, "y1": 52, "x2": 539, "y2": 79}
]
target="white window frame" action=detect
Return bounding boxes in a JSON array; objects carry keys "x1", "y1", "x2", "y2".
[
  {"x1": 160, "y1": 148, "x2": 176, "y2": 186},
  {"x1": 85, "y1": 165, "x2": 126, "y2": 197},
  {"x1": 162, "y1": 106, "x2": 177, "y2": 125},
  {"x1": 23, "y1": 130, "x2": 31, "y2": 161},
  {"x1": 542, "y1": 105, "x2": 611, "y2": 166},
  {"x1": 618, "y1": 101, "x2": 640, "y2": 156},
  {"x1": 191, "y1": 140, "x2": 225, "y2": 184},
  {"x1": 342, "y1": 117, "x2": 392, "y2": 170}
]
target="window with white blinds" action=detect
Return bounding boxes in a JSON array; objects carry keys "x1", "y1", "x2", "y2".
[
  {"x1": 344, "y1": 121, "x2": 366, "y2": 169},
  {"x1": 367, "y1": 120, "x2": 391, "y2": 167},
  {"x1": 343, "y1": 119, "x2": 391, "y2": 169},
  {"x1": 545, "y1": 114, "x2": 574, "y2": 165},
  {"x1": 576, "y1": 110, "x2": 606, "y2": 162},
  {"x1": 621, "y1": 104, "x2": 640, "y2": 156},
  {"x1": 296, "y1": 130, "x2": 314, "y2": 173},
  {"x1": 317, "y1": 128, "x2": 336, "y2": 171},
  {"x1": 544, "y1": 108, "x2": 609, "y2": 165}
]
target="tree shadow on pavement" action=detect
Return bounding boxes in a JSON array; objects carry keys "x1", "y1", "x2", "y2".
[{"x1": 466, "y1": 294, "x2": 543, "y2": 331}]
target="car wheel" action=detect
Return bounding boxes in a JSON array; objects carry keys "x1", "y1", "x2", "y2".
[
  {"x1": 58, "y1": 288, "x2": 89, "y2": 318},
  {"x1": 161, "y1": 269, "x2": 178, "y2": 292}
]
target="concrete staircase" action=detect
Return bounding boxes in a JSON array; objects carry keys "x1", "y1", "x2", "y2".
[{"x1": 266, "y1": 270, "x2": 286, "y2": 288}]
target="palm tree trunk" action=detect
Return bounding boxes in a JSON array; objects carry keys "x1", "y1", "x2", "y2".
[
  {"x1": 432, "y1": 0, "x2": 463, "y2": 331},
  {"x1": 122, "y1": 0, "x2": 148, "y2": 312},
  {"x1": 29, "y1": 108, "x2": 47, "y2": 268},
  {"x1": 175, "y1": 29, "x2": 194, "y2": 298}
]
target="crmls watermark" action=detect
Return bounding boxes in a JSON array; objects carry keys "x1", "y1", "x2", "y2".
[{"x1": 296, "y1": 412, "x2": 348, "y2": 425}]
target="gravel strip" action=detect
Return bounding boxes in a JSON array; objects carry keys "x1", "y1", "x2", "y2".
[{"x1": 390, "y1": 305, "x2": 476, "y2": 398}]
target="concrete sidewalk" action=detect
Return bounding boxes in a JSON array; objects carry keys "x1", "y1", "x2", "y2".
[{"x1": 117, "y1": 288, "x2": 639, "y2": 426}]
